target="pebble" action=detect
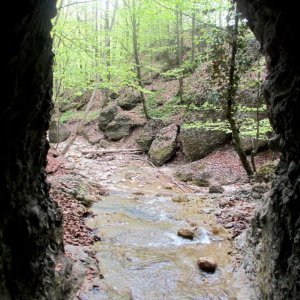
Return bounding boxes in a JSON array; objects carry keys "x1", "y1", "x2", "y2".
[
  {"x1": 252, "y1": 192, "x2": 262, "y2": 200},
  {"x1": 64, "y1": 163, "x2": 75, "y2": 170},
  {"x1": 211, "y1": 226, "x2": 220, "y2": 235},
  {"x1": 224, "y1": 222, "x2": 234, "y2": 229},
  {"x1": 201, "y1": 208, "x2": 214, "y2": 214},
  {"x1": 209, "y1": 185, "x2": 224, "y2": 194},
  {"x1": 177, "y1": 229, "x2": 195, "y2": 240},
  {"x1": 197, "y1": 257, "x2": 218, "y2": 273}
]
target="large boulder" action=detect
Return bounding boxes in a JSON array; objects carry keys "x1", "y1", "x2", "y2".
[
  {"x1": 104, "y1": 113, "x2": 133, "y2": 141},
  {"x1": 98, "y1": 104, "x2": 118, "y2": 131},
  {"x1": 117, "y1": 91, "x2": 142, "y2": 110},
  {"x1": 136, "y1": 119, "x2": 165, "y2": 152},
  {"x1": 48, "y1": 121, "x2": 71, "y2": 143},
  {"x1": 180, "y1": 127, "x2": 228, "y2": 161},
  {"x1": 149, "y1": 124, "x2": 178, "y2": 166}
]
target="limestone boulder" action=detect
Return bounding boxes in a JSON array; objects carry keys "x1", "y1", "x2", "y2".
[
  {"x1": 104, "y1": 113, "x2": 133, "y2": 141},
  {"x1": 180, "y1": 127, "x2": 229, "y2": 161},
  {"x1": 117, "y1": 91, "x2": 142, "y2": 110},
  {"x1": 136, "y1": 119, "x2": 166, "y2": 152},
  {"x1": 98, "y1": 104, "x2": 118, "y2": 131},
  {"x1": 105, "y1": 109, "x2": 146, "y2": 141},
  {"x1": 149, "y1": 124, "x2": 178, "y2": 166},
  {"x1": 48, "y1": 121, "x2": 71, "y2": 143}
]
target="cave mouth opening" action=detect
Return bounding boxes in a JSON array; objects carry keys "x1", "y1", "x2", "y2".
[{"x1": 1, "y1": 0, "x2": 300, "y2": 299}]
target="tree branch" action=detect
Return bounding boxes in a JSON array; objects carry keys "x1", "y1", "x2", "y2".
[
  {"x1": 151, "y1": 0, "x2": 228, "y2": 32},
  {"x1": 58, "y1": 0, "x2": 99, "y2": 10}
]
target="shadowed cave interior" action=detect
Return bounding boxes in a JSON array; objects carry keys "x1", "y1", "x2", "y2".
[{"x1": 0, "y1": 0, "x2": 299, "y2": 299}]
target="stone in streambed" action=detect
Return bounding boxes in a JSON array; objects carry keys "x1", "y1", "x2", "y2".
[
  {"x1": 172, "y1": 194, "x2": 189, "y2": 203},
  {"x1": 197, "y1": 257, "x2": 218, "y2": 273},
  {"x1": 177, "y1": 229, "x2": 195, "y2": 240},
  {"x1": 209, "y1": 185, "x2": 224, "y2": 194}
]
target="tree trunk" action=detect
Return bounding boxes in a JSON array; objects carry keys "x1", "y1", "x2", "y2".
[
  {"x1": 131, "y1": 0, "x2": 149, "y2": 120},
  {"x1": 176, "y1": 6, "x2": 184, "y2": 103},
  {"x1": 191, "y1": 10, "x2": 196, "y2": 64},
  {"x1": 226, "y1": 4, "x2": 253, "y2": 176}
]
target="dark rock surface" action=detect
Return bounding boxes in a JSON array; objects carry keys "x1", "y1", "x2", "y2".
[
  {"x1": 237, "y1": 1, "x2": 300, "y2": 299},
  {"x1": 0, "y1": 1, "x2": 66, "y2": 299}
]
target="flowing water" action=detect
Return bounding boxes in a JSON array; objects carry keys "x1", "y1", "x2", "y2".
[{"x1": 66, "y1": 148, "x2": 247, "y2": 300}]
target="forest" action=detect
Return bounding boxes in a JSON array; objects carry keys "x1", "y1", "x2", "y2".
[{"x1": 48, "y1": 0, "x2": 278, "y2": 298}]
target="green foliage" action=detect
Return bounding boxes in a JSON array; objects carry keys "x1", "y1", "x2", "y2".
[
  {"x1": 161, "y1": 68, "x2": 184, "y2": 80},
  {"x1": 201, "y1": 101, "x2": 223, "y2": 111},
  {"x1": 52, "y1": 0, "x2": 268, "y2": 152},
  {"x1": 237, "y1": 104, "x2": 267, "y2": 112},
  {"x1": 182, "y1": 117, "x2": 272, "y2": 139},
  {"x1": 239, "y1": 118, "x2": 272, "y2": 139},
  {"x1": 61, "y1": 110, "x2": 99, "y2": 124},
  {"x1": 147, "y1": 93, "x2": 185, "y2": 119},
  {"x1": 182, "y1": 120, "x2": 231, "y2": 133}
]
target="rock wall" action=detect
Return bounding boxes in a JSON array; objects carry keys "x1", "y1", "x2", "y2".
[
  {"x1": 237, "y1": 1, "x2": 300, "y2": 299},
  {"x1": 0, "y1": 1, "x2": 64, "y2": 299}
]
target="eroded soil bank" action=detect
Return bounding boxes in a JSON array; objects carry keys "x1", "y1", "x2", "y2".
[{"x1": 48, "y1": 137, "x2": 275, "y2": 299}]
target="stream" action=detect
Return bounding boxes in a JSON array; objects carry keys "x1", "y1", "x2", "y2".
[{"x1": 62, "y1": 139, "x2": 250, "y2": 300}]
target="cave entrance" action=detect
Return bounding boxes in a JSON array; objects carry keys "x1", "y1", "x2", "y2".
[{"x1": 1, "y1": 0, "x2": 300, "y2": 299}]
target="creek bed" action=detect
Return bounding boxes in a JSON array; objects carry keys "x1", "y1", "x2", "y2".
[{"x1": 79, "y1": 157, "x2": 243, "y2": 300}]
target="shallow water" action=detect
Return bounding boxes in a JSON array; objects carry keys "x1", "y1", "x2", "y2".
[{"x1": 80, "y1": 157, "x2": 242, "y2": 300}]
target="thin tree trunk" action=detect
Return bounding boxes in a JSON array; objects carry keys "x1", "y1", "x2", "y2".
[
  {"x1": 226, "y1": 4, "x2": 253, "y2": 177},
  {"x1": 176, "y1": 6, "x2": 184, "y2": 103},
  {"x1": 176, "y1": 6, "x2": 180, "y2": 66},
  {"x1": 131, "y1": 0, "x2": 149, "y2": 119},
  {"x1": 251, "y1": 71, "x2": 262, "y2": 172},
  {"x1": 102, "y1": 0, "x2": 119, "y2": 108},
  {"x1": 191, "y1": 11, "x2": 196, "y2": 64}
]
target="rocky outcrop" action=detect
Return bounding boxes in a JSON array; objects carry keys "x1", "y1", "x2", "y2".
[
  {"x1": 236, "y1": 1, "x2": 300, "y2": 299},
  {"x1": 49, "y1": 121, "x2": 71, "y2": 143},
  {"x1": 117, "y1": 91, "x2": 141, "y2": 110},
  {"x1": 180, "y1": 127, "x2": 229, "y2": 161},
  {"x1": 104, "y1": 113, "x2": 134, "y2": 141},
  {"x1": 136, "y1": 119, "x2": 165, "y2": 152},
  {"x1": 107, "y1": 111, "x2": 146, "y2": 141},
  {"x1": 99, "y1": 105, "x2": 146, "y2": 141},
  {"x1": 149, "y1": 124, "x2": 178, "y2": 166},
  {"x1": 0, "y1": 1, "x2": 65, "y2": 299},
  {"x1": 98, "y1": 104, "x2": 118, "y2": 131}
]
